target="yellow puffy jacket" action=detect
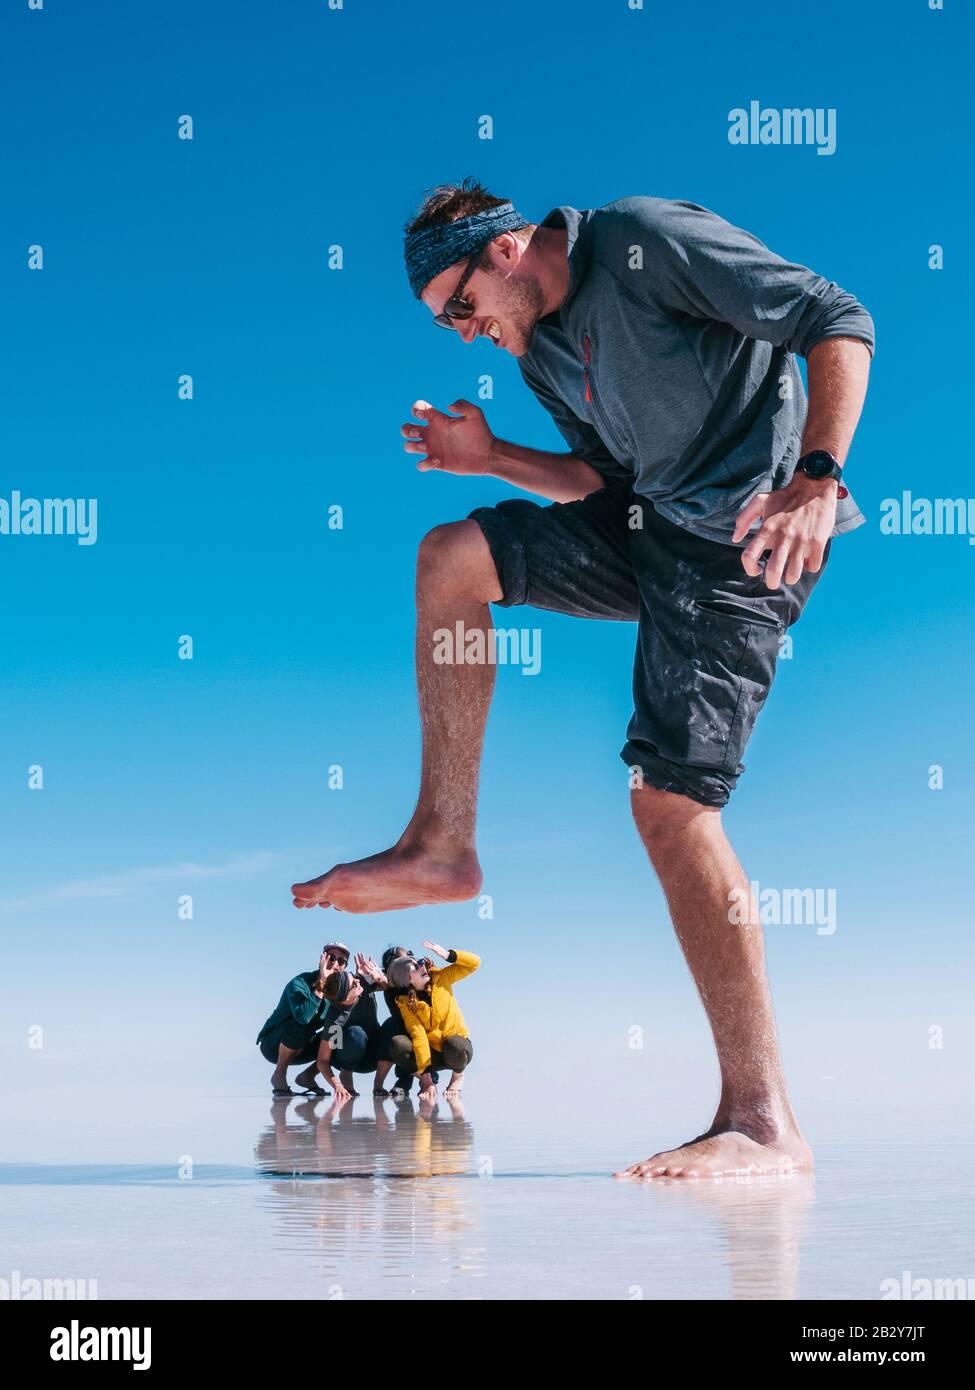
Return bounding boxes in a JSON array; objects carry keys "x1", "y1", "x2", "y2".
[{"x1": 395, "y1": 949, "x2": 480, "y2": 1073}]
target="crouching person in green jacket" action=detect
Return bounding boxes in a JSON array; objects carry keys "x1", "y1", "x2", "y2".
[{"x1": 256, "y1": 943, "x2": 350, "y2": 1096}]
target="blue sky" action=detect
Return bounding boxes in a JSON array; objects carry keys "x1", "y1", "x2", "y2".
[{"x1": 1, "y1": 0, "x2": 972, "y2": 1119}]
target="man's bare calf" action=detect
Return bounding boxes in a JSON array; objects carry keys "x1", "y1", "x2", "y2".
[
  {"x1": 616, "y1": 785, "x2": 813, "y2": 1180},
  {"x1": 291, "y1": 521, "x2": 502, "y2": 913}
]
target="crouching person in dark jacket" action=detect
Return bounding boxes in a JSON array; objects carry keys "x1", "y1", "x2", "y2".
[{"x1": 317, "y1": 954, "x2": 423, "y2": 1099}]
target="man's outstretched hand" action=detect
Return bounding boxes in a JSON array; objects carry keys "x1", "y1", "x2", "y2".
[
  {"x1": 732, "y1": 475, "x2": 838, "y2": 590},
  {"x1": 401, "y1": 399, "x2": 494, "y2": 476}
]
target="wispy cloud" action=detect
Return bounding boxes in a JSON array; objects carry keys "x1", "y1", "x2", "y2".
[{"x1": 0, "y1": 852, "x2": 277, "y2": 911}]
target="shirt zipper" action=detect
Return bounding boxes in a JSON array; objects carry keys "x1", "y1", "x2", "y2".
[{"x1": 582, "y1": 330, "x2": 628, "y2": 457}]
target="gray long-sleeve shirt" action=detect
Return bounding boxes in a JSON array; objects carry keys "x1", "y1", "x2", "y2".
[{"x1": 520, "y1": 198, "x2": 874, "y2": 544}]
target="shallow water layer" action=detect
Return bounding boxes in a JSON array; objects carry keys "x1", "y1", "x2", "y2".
[{"x1": 1, "y1": 1091, "x2": 971, "y2": 1301}]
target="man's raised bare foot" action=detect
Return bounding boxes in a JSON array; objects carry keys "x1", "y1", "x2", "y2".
[
  {"x1": 615, "y1": 1127, "x2": 813, "y2": 1181},
  {"x1": 291, "y1": 843, "x2": 481, "y2": 913},
  {"x1": 443, "y1": 1073, "x2": 465, "y2": 1097}
]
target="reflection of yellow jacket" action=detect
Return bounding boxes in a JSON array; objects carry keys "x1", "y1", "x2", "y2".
[{"x1": 396, "y1": 950, "x2": 480, "y2": 1073}]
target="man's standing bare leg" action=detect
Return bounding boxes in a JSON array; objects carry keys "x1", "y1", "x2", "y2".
[
  {"x1": 291, "y1": 520, "x2": 501, "y2": 913},
  {"x1": 618, "y1": 785, "x2": 812, "y2": 1178}
]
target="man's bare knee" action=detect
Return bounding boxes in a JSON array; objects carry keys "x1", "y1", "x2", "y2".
[
  {"x1": 417, "y1": 520, "x2": 502, "y2": 603},
  {"x1": 630, "y1": 783, "x2": 720, "y2": 847}
]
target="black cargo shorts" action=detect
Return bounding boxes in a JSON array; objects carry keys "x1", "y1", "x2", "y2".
[{"x1": 469, "y1": 481, "x2": 829, "y2": 808}]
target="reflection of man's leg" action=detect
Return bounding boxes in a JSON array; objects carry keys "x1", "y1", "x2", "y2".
[
  {"x1": 618, "y1": 503, "x2": 827, "y2": 1179},
  {"x1": 291, "y1": 484, "x2": 638, "y2": 914}
]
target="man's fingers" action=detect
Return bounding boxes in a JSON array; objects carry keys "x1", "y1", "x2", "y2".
[
  {"x1": 804, "y1": 543, "x2": 825, "y2": 573},
  {"x1": 741, "y1": 526, "x2": 771, "y2": 576},
  {"x1": 732, "y1": 491, "x2": 769, "y2": 544},
  {"x1": 403, "y1": 440, "x2": 427, "y2": 455},
  {"x1": 783, "y1": 545, "x2": 806, "y2": 587},
  {"x1": 447, "y1": 398, "x2": 479, "y2": 417},
  {"x1": 763, "y1": 540, "x2": 790, "y2": 591},
  {"x1": 400, "y1": 420, "x2": 426, "y2": 438},
  {"x1": 417, "y1": 456, "x2": 441, "y2": 472},
  {"x1": 411, "y1": 399, "x2": 450, "y2": 423}
]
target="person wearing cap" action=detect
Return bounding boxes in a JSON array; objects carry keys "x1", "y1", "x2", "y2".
[
  {"x1": 385, "y1": 942, "x2": 478, "y2": 1099},
  {"x1": 291, "y1": 178, "x2": 874, "y2": 1180},
  {"x1": 314, "y1": 957, "x2": 396, "y2": 1100},
  {"x1": 256, "y1": 943, "x2": 350, "y2": 1096}
]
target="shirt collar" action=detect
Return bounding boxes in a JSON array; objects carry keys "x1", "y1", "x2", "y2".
[
  {"x1": 549, "y1": 205, "x2": 589, "y2": 303},
  {"x1": 529, "y1": 204, "x2": 589, "y2": 342}
]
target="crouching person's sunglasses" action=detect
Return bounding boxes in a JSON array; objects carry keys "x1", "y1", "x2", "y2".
[{"x1": 432, "y1": 251, "x2": 483, "y2": 329}]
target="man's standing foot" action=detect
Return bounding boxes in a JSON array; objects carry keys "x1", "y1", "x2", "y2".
[{"x1": 616, "y1": 1122, "x2": 813, "y2": 1180}]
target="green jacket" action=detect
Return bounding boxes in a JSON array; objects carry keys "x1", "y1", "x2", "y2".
[{"x1": 256, "y1": 971, "x2": 330, "y2": 1044}]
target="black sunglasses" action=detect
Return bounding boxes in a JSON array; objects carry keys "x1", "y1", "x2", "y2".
[{"x1": 432, "y1": 251, "x2": 483, "y2": 329}]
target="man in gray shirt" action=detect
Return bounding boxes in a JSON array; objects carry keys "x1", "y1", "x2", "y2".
[{"x1": 292, "y1": 181, "x2": 874, "y2": 1181}]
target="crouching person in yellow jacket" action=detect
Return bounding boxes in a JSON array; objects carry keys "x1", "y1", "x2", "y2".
[{"x1": 386, "y1": 941, "x2": 479, "y2": 1099}]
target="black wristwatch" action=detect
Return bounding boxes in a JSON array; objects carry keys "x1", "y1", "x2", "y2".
[{"x1": 796, "y1": 450, "x2": 843, "y2": 484}]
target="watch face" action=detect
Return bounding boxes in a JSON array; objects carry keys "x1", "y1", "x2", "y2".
[{"x1": 802, "y1": 452, "x2": 836, "y2": 479}]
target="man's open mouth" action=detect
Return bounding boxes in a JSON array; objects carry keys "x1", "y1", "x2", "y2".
[{"x1": 484, "y1": 320, "x2": 503, "y2": 347}]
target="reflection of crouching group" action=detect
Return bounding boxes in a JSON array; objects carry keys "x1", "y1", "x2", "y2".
[{"x1": 257, "y1": 940, "x2": 479, "y2": 1101}]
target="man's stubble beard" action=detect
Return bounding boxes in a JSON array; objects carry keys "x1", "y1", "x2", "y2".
[{"x1": 498, "y1": 271, "x2": 547, "y2": 356}]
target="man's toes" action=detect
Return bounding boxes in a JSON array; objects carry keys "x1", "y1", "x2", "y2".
[{"x1": 291, "y1": 876, "x2": 332, "y2": 908}]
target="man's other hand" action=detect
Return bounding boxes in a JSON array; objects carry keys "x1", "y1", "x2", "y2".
[
  {"x1": 733, "y1": 474, "x2": 837, "y2": 590},
  {"x1": 401, "y1": 399, "x2": 494, "y2": 476}
]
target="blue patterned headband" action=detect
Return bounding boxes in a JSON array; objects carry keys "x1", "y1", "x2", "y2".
[{"x1": 405, "y1": 201, "x2": 529, "y2": 299}]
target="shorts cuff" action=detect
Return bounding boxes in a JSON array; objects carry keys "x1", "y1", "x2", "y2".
[
  {"x1": 620, "y1": 742, "x2": 736, "y2": 809},
  {"x1": 467, "y1": 506, "x2": 528, "y2": 607}
]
